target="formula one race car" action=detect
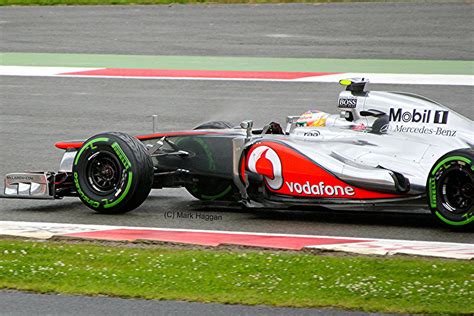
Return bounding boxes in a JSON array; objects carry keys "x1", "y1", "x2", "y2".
[{"x1": 2, "y1": 79, "x2": 473, "y2": 229}]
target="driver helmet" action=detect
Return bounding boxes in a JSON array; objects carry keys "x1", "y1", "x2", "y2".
[{"x1": 296, "y1": 110, "x2": 329, "y2": 127}]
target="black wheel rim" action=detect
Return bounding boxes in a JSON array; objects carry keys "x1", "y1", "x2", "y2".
[
  {"x1": 440, "y1": 165, "x2": 474, "y2": 214},
  {"x1": 86, "y1": 152, "x2": 122, "y2": 195}
]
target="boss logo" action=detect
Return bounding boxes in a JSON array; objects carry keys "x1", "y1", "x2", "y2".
[
  {"x1": 338, "y1": 98, "x2": 357, "y2": 108},
  {"x1": 389, "y1": 108, "x2": 449, "y2": 124}
]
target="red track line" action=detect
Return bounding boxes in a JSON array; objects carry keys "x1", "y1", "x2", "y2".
[
  {"x1": 60, "y1": 68, "x2": 339, "y2": 80},
  {"x1": 64, "y1": 229, "x2": 367, "y2": 250}
]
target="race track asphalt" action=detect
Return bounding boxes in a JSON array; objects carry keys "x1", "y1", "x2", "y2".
[
  {"x1": 0, "y1": 290, "x2": 386, "y2": 316},
  {"x1": 1, "y1": 78, "x2": 473, "y2": 243},
  {"x1": 1, "y1": 3, "x2": 473, "y2": 243},
  {"x1": 0, "y1": 2, "x2": 472, "y2": 60}
]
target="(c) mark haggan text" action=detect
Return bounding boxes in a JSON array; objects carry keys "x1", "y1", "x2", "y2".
[{"x1": 164, "y1": 211, "x2": 223, "y2": 222}]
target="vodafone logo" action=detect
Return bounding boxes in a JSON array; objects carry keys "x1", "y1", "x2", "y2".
[
  {"x1": 247, "y1": 146, "x2": 283, "y2": 190},
  {"x1": 286, "y1": 181, "x2": 355, "y2": 196}
]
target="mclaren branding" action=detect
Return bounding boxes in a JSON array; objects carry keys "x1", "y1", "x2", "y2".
[
  {"x1": 389, "y1": 108, "x2": 449, "y2": 124},
  {"x1": 338, "y1": 97, "x2": 357, "y2": 108},
  {"x1": 6, "y1": 175, "x2": 34, "y2": 182},
  {"x1": 286, "y1": 181, "x2": 355, "y2": 196}
]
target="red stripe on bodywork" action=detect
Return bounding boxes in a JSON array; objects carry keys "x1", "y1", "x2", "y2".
[
  {"x1": 60, "y1": 68, "x2": 339, "y2": 80},
  {"x1": 54, "y1": 131, "x2": 221, "y2": 149},
  {"x1": 246, "y1": 142, "x2": 401, "y2": 199},
  {"x1": 63, "y1": 229, "x2": 368, "y2": 250},
  {"x1": 136, "y1": 131, "x2": 221, "y2": 140}
]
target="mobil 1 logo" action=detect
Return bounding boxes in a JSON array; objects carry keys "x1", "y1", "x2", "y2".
[
  {"x1": 388, "y1": 107, "x2": 456, "y2": 137},
  {"x1": 389, "y1": 108, "x2": 449, "y2": 124}
]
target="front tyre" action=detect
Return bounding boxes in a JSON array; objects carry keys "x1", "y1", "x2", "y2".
[
  {"x1": 73, "y1": 132, "x2": 154, "y2": 214},
  {"x1": 428, "y1": 149, "x2": 474, "y2": 229}
]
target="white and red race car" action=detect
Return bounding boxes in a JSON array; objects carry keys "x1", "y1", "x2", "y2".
[{"x1": 2, "y1": 79, "x2": 473, "y2": 229}]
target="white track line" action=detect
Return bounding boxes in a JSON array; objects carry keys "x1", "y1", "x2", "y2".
[
  {"x1": 294, "y1": 72, "x2": 474, "y2": 86},
  {"x1": 0, "y1": 66, "x2": 472, "y2": 86},
  {"x1": 0, "y1": 221, "x2": 472, "y2": 259},
  {"x1": 0, "y1": 66, "x2": 104, "y2": 77}
]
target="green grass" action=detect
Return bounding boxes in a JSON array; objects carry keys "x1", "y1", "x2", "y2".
[
  {"x1": 3, "y1": 53, "x2": 472, "y2": 75},
  {"x1": 0, "y1": 0, "x2": 414, "y2": 7},
  {"x1": 0, "y1": 239, "x2": 473, "y2": 314}
]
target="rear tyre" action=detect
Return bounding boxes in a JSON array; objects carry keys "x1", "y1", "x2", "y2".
[
  {"x1": 194, "y1": 121, "x2": 233, "y2": 130},
  {"x1": 186, "y1": 176, "x2": 235, "y2": 201},
  {"x1": 183, "y1": 121, "x2": 235, "y2": 201},
  {"x1": 73, "y1": 132, "x2": 154, "y2": 214},
  {"x1": 427, "y1": 149, "x2": 474, "y2": 229}
]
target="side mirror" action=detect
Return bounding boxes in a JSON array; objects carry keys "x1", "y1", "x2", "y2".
[
  {"x1": 285, "y1": 116, "x2": 300, "y2": 134},
  {"x1": 240, "y1": 120, "x2": 254, "y2": 138}
]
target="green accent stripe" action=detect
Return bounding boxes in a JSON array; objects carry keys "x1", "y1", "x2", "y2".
[
  {"x1": 435, "y1": 211, "x2": 474, "y2": 226},
  {"x1": 74, "y1": 137, "x2": 109, "y2": 166},
  {"x1": 1, "y1": 52, "x2": 473, "y2": 75},
  {"x1": 111, "y1": 142, "x2": 132, "y2": 169},
  {"x1": 431, "y1": 156, "x2": 471, "y2": 176},
  {"x1": 103, "y1": 172, "x2": 133, "y2": 209},
  {"x1": 201, "y1": 185, "x2": 233, "y2": 201},
  {"x1": 431, "y1": 155, "x2": 473, "y2": 226},
  {"x1": 428, "y1": 177, "x2": 437, "y2": 209}
]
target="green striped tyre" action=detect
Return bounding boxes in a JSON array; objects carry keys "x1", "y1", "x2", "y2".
[
  {"x1": 186, "y1": 175, "x2": 235, "y2": 202},
  {"x1": 427, "y1": 149, "x2": 474, "y2": 230},
  {"x1": 73, "y1": 132, "x2": 154, "y2": 214},
  {"x1": 182, "y1": 121, "x2": 236, "y2": 201}
]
